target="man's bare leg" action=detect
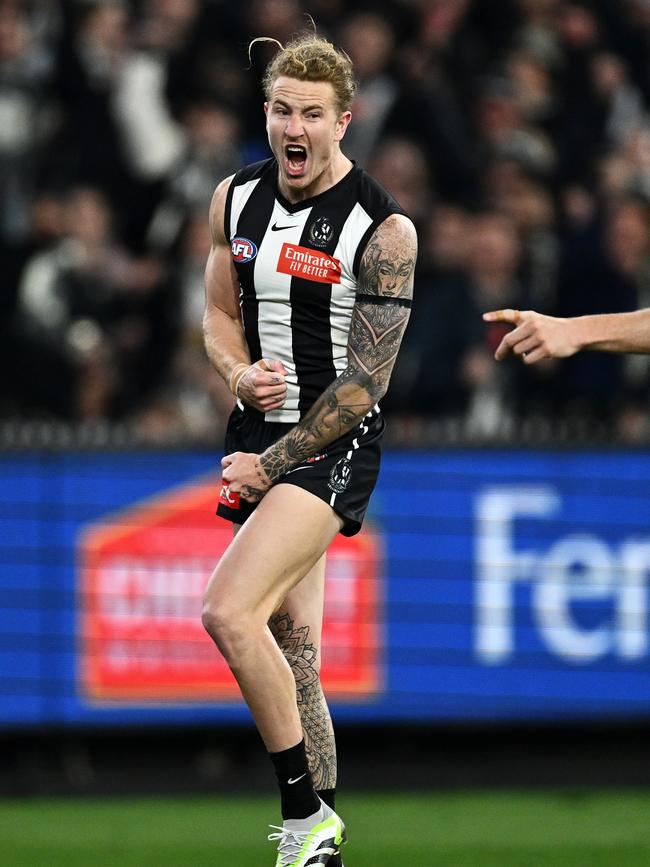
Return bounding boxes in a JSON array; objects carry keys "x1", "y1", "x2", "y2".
[
  {"x1": 227, "y1": 525, "x2": 337, "y2": 792},
  {"x1": 202, "y1": 484, "x2": 343, "y2": 752}
]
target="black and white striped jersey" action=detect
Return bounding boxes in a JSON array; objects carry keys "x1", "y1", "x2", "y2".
[{"x1": 224, "y1": 158, "x2": 406, "y2": 424}]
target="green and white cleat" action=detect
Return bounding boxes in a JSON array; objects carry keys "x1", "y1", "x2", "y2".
[{"x1": 268, "y1": 799, "x2": 347, "y2": 866}]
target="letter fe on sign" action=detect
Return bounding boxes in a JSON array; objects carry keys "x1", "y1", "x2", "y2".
[{"x1": 474, "y1": 485, "x2": 650, "y2": 666}]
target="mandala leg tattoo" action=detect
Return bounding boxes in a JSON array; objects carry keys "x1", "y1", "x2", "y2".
[{"x1": 269, "y1": 612, "x2": 337, "y2": 790}]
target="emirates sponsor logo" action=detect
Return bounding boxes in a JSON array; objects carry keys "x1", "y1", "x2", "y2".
[{"x1": 277, "y1": 242, "x2": 342, "y2": 284}]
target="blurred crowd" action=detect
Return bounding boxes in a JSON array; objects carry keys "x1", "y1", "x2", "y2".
[{"x1": 1, "y1": 0, "x2": 650, "y2": 444}]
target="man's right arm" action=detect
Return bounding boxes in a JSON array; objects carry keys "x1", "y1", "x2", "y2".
[
  {"x1": 483, "y1": 308, "x2": 650, "y2": 363},
  {"x1": 203, "y1": 177, "x2": 287, "y2": 412}
]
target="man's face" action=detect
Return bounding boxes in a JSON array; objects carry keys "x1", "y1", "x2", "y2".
[{"x1": 265, "y1": 76, "x2": 351, "y2": 201}]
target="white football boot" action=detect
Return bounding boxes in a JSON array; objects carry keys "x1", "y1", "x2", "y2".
[{"x1": 268, "y1": 798, "x2": 347, "y2": 866}]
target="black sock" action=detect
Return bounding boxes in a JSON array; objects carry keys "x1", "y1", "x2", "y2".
[
  {"x1": 269, "y1": 739, "x2": 321, "y2": 820},
  {"x1": 317, "y1": 788, "x2": 336, "y2": 811}
]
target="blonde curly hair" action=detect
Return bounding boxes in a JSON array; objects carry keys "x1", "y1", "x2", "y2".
[{"x1": 258, "y1": 34, "x2": 357, "y2": 114}]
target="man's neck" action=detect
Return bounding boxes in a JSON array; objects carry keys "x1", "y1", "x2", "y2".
[{"x1": 277, "y1": 152, "x2": 353, "y2": 203}]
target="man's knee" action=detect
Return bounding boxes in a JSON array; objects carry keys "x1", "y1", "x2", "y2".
[{"x1": 202, "y1": 595, "x2": 252, "y2": 662}]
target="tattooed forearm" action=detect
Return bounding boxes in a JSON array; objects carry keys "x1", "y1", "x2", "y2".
[
  {"x1": 269, "y1": 613, "x2": 337, "y2": 789},
  {"x1": 259, "y1": 368, "x2": 376, "y2": 481},
  {"x1": 259, "y1": 214, "x2": 417, "y2": 483}
]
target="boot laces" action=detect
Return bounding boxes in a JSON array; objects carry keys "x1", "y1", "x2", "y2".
[{"x1": 268, "y1": 825, "x2": 317, "y2": 866}]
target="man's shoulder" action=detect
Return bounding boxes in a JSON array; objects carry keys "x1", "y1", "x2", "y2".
[
  {"x1": 352, "y1": 164, "x2": 409, "y2": 222},
  {"x1": 231, "y1": 157, "x2": 276, "y2": 188}
]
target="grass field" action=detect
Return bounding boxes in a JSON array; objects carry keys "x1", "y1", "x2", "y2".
[{"x1": 1, "y1": 790, "x2": 649, "y2": 866}]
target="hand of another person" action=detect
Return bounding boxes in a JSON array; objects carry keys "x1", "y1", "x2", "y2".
[
  {"x1": 232, "y1": 358, "x2": 288, "y2": 412},
  {"x1": 483, "y1": 309, "x2": 580, "y2": 363},
  {"x1": 221, "y1": 451, "x2": 272, "y2": 503}
]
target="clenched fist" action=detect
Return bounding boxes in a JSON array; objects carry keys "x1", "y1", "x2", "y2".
[{"x1": 230, "y1": 358, "x2": 288, "y2": 412}]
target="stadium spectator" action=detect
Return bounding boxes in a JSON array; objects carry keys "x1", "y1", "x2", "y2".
[
  {"x1": 136, "y1": 210, "x2": 235, "y2": 445},
  {"x1": 52, "y1": 2, "x2": 132, "y2": 206},
  {"x1": 0, "y1": 0, "x2": 57, "y2": 244},
  {"x1": 338, "y1": 12, "x2": 398, "y2": 165},
  {"x1": 14, "y1": 187, "x2": 168, "y2": 419},
  {"x1": 367, "y1": 136, "x2": 434, "y2": 227},
  {"x1": 387, "y1": 205, "x2": 478, "y2": 417},
  {"x1": 146, "y1": 101, "x2": 244, "y2": 254}
]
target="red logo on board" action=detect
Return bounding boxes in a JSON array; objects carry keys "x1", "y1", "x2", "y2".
[
  {"x1": 78, "y1": 476, "x2": 383, "y2": 703},
  {"x1": 277, "y1": 243, "x2": 342, "y2": 284}
]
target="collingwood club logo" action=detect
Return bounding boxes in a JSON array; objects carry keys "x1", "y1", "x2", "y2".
[
  {"x1": 328, "y1": 458, "x2": 352, "y2": 494},
  {"x1": 309, "y1": 216, "x2": 334, "y2": 247}
]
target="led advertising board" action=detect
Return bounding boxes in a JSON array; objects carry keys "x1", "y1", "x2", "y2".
[{"x1": 2, "y1": 450, "x2": 650, "y2": 727}]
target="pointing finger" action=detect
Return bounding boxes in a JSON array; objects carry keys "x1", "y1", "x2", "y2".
[{"x1": 483, "y1": 309, "x2": 522, "y2": 325}]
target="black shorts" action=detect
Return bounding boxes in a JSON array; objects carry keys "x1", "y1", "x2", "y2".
[{"x1": 216, "y1": 405, "x2": 384, "y2": 536}]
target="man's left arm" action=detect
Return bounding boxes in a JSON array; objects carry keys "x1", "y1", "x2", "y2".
[{"x1": 222, "y1": 213, "x2": 417, "y2": 501}]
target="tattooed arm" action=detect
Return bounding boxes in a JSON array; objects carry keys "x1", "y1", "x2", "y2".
[
  {"x1": 260, "y1": 214, "x2": 416, "y2": 479},
  {"x1": 221, "y1": 214, "x2": 417, "y2": 500}
]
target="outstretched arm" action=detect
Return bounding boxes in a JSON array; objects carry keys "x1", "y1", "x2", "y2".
[
  {"x1": 222, "y1": 213, "x2": 417, "y2": 500},
  {"x1": 484, "y1": 307, "x2": 650, "y2": 363}
]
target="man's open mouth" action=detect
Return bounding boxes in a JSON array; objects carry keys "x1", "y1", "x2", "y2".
[{"x1": 285, "y1": 144, "x2": 307, "y2": 176}]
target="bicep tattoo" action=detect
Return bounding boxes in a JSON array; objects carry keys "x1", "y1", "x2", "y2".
[
  {"x1": 358, "y1": 217, "x2": 416, "y2": 299},
  {"x1": 259, "y1": 215, "x2": 417, "y2": 483},
  {"x1": 349, "y1": 215, "x2": 416, "y2": 393}
]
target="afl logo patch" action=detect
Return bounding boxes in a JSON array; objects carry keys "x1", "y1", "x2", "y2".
[
  {"x1": 328, "y1": 458, "x2": 352, "y2": 494},
  {"x1": 231, "y1": 237, "x2": 258, "y2": 262},
  {"x1": 309, "y1": 216, "x2": 334, "y2": 247}
]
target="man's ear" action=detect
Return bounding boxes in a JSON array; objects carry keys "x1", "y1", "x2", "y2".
[{"x1": 335, "y1": 110, "x2": 352, "y2": 142}]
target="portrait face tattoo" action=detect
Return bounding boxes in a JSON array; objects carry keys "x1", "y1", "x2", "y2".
[{"x1": 364, "y1": 244, "x2": 414, "y2": 298}]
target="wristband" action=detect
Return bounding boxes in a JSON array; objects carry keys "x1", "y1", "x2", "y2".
[{"x1": 228, "y1": 363, "x2": 250, "y2": 396}]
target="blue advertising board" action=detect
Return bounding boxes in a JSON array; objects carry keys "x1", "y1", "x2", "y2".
[{"x1": 2, "y1": 449, "x2": 650, "y2": 728}]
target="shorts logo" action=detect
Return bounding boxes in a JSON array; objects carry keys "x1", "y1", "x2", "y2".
[
  {"x1": 328, "y1": 458, "x2": 352, "y2": 494},
  {"x1": 231, "y1": 237, "x2": 258, "y2": 262},
  {"x1": 277, "y1": 243, "x2": 341, "y2": 284},
  {"x1": 219, "y1": 482, "x2": 240, "y2": 509},
  {"x1": 309, "y1": 216, "x2": 334, "y2": 247}
]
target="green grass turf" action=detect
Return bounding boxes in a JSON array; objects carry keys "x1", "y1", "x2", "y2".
[{"x1": 1, "y1": 790, "x2": 649, "y2": 866}]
